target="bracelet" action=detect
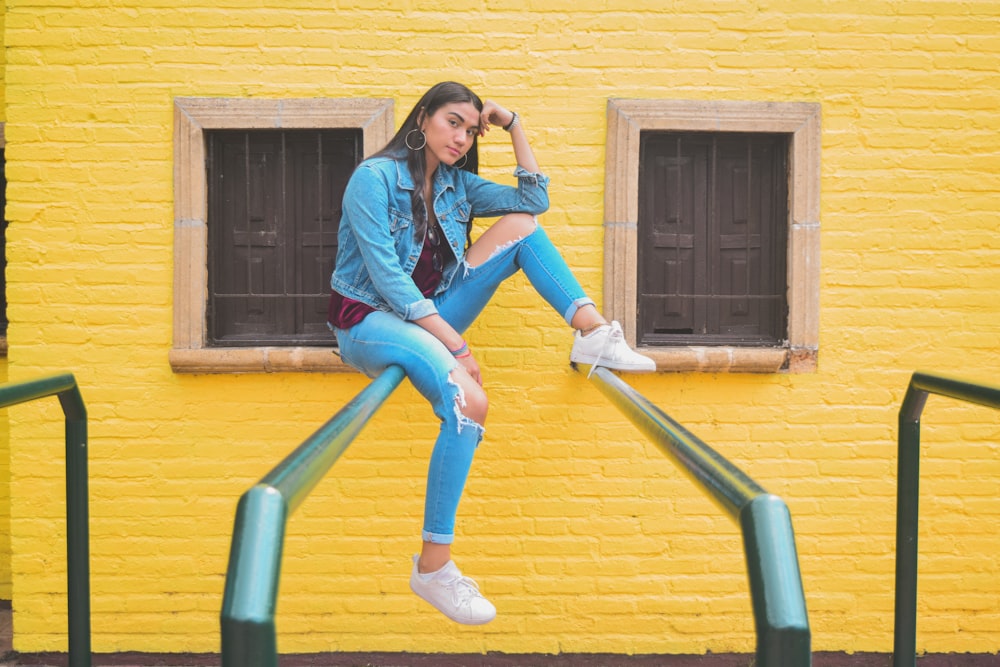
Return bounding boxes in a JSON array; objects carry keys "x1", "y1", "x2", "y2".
[
  {"x1": 449, "y1": 340, "x2": 469, "y2": 358},
  {"x1": 503, "y1": 111, "x2": 519, "y2": 132}
]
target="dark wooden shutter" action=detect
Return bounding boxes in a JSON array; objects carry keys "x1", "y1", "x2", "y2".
[
  {"x1": 638, "y1": 132, "x2": 788, "y2": 346},
  {"x1": 207, "y1": 129, "x2": 361, "y2": 346}
]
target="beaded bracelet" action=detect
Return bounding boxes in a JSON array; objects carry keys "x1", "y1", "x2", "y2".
[{"x1": 503, "y1": 111, "x2": 520, "y2": 132}]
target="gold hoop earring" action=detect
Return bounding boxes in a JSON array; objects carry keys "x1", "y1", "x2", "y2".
[
  {"x1": 405, "y1": 128, "x2": 427, "y2": 151},
  {"x1": 454, "y1": 153, "x2": 468, "y2": 169}
]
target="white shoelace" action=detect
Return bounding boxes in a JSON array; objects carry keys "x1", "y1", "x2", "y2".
[
  {"x1": 586, "y1": 322, "x2": 623, "y2": 379},
  {"x1": 445, "y1": 574, "x2": 485, "y2": 607}
]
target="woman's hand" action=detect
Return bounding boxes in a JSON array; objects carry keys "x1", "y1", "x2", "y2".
[
  {"x1": 479, "y1": 100, "x2": 515, "y2": 136},
  {"x1": 478, "y1": 98, "x2": 540, "y2": 174},
  {"x1": 457, "y1": 352, "x2": 482, "y2": 386},
  {"x1": 413, "y1": 314, "x2": 483, "y2": 385}
]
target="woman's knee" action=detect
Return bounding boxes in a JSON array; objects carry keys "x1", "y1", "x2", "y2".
[
  {"x1": 464, "y1": 386, "x2": 488, "y2": 424},
  {"x1": 449, "y1": 369, "x2": 488, "y2": 424},
  {"x1": 498, "y1": 212, "x2": 537, "y2": 238},
  {"x1": 466, "y1": 213, "x2": 539, "y2": 267}
]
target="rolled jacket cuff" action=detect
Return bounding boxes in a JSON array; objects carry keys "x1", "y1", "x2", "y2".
[
  {"x1": 403, "y1": 297, "x2": 438, "y2": 321},
  {"x1": 513, "y1": 165, "x2": 549, "y2": 186}
]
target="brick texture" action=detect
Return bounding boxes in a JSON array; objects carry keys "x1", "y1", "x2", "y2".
[{"x1": 1, "y1": 0, "x2": 999, "y2": 657}]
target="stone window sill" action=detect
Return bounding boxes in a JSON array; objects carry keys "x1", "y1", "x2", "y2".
[
  {"x1": 169, "y1": 347, "x2": 353, "y2": 374},
  {"x1": 642, "y1": 346, "x2": 817, "y2": 374}
]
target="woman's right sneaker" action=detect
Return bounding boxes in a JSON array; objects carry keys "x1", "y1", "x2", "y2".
[
  {"x1": 570, "y1": 321, "x2": 656, "y2": 373},
  {"x1": 409, "y1": 555, "x2": 496, "y2": 625}
]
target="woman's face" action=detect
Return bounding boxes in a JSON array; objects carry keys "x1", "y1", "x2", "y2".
[{"x1": 420, "y1": 101, "x2": 481, "y2": 173}]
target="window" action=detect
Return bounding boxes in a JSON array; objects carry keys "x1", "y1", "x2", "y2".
[
  {"x1": 171, "y1": 98, "x2": 394, "y2": 373},
  {"x1": 638, "y1": 132, "x2": 788, "y2": 346},
  {"x1": 206, "y1": 129, "x2": 361, "y2": 347},
  {"x1": 605, "y1": 100, "x2": 821, "y2": 373}
]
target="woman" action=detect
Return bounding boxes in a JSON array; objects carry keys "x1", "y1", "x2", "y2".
[{"x1": 329, "y1": 81, "x2": 655, "y2": 625}]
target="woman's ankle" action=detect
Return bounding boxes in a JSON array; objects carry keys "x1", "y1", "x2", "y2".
[
  {"x1": 571, "y1": 306, "x2": 607, "y2": 333},
  {"x1": 579, "y1": 321, "x2": 608, "y2": 335},
  {"x1": 419, "y1": 543, "x2": 451, "y2": 573}
]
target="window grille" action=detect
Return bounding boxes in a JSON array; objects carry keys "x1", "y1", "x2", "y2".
[
  {"x1": 638, "y1": 132, "x2": 789, "y2": 346},
  {"x1": 206, "y1": 129, "x2": 361, "y2": 346}
]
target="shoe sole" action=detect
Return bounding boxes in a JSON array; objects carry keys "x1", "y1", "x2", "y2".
[
  {"x1": 409, "y1": 581, "x2": 497, "y2": 625},
  {"x1": 569, "y1": 354, "x2": 656, "y2": 372}
]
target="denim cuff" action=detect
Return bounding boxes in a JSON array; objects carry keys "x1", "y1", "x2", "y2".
[
  {"x1": 421, "y1": 529, "x2": 454, "y2": 545},
  {"x1": 403, "y1": 297, "x2": 438, "y2": 321},
  {"x1": 513, "y1": 165, "x2": 550, "y2": 186},
  {"x1": 562, "y1": 297, "x2": 596, "y2": 326}
]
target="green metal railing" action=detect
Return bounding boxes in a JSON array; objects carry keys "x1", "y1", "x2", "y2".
[
  {"x1": 220, "y1": 365, "x2": 404, "y2": 667},
  {"x1": 893, "y1": 371, "x2": 1000, "y2": 667},
  {"x1": 0, "y1": 373, "x2": 91, "y2": 667},
  {"x1": 587, "y1": 366, "x2": 810, "y2": 667}
]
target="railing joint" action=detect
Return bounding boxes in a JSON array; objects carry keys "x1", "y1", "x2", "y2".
[
  {"x1": 0, "y1": 373, "x2": 91, "y2": 667},
  {"x1": 892, "y1": 371, "x2": 1000, "y2": 667}
]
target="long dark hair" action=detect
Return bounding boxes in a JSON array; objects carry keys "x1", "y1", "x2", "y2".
[{"x1": 371, "y1": 81, "x2": 483, "y2": 244}]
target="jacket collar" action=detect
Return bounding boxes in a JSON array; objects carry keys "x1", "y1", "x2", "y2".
[
  {"x1": 392, "y1": 159, "x2": 456, "y2": 194},
  {"x1": 394, "y1": 158, "x2": 416, "y2": 191}
]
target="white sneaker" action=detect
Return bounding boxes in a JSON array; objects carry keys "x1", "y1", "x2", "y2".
[
  {"x1": 570, "y1": 321, "x2": 656, "y2": 374},
  {"x1": 409, "y1": 555, "x2": 496, "y2": 625}
]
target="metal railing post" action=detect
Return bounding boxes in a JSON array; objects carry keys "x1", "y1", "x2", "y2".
[
  {"x1": 892, "y1": 397, "x2": 923, "y2": 667},
  {"x1": 220, "y1": 485, "x2": 286, "y2": 667},
  {"x1": 741, "y1": 494, "x2": 811, "y2": 666},
  {"x1": 892, "y1": 371, "x2": 1000, "y2": 667},
  {"x1": 0, "y1": 373, "x2": 91, "y2": 667},
  {"x1": 587, "y1": 366, "x2": 810, "y2": 667},
  {"x1": 220, "y1": 365, "x2": 405, "y2": 667}
]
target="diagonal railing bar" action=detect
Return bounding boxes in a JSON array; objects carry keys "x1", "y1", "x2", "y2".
[
  {"x1": 893, "y1": 371, "x2": 1000, "y2": 667},
  {"x1": 586, "y1": 366, "x2": 811, "y2": 667},
  {"x1": 0, "y1": 373, "x2": 91, "y2": 667},
  {"x1": 220, "y1": 365, "x2": 405, "y2": 667}
]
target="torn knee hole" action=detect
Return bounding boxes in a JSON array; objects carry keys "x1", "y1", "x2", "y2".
[{"x1": 447, "y1": 370, "x2": 487, "y2": 426}]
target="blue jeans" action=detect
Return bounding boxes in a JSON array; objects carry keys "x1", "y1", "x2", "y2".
[{"x1": 334, "y1": 223, "x2": 594, "y2": 544}]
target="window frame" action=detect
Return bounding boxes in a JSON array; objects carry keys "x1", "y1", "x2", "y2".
[
  {"x1": 171, "y1": 98, "x2": 393, "y2": 373},
  {"x1": 604, "y1": 99, "x2": 821, "y2": 373}
]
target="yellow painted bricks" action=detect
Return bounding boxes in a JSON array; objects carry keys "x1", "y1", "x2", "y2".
[{"x1": 1, "y1": 0, "x2": 999, "y2": 657}]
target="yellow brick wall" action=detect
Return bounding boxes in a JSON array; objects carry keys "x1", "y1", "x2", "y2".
[
  {"x1": 0, "y1": 0, "x2": 10, "y2": 603},
  {"x1": 3, "y1": 0, "x2": 999, "y2": 656}
]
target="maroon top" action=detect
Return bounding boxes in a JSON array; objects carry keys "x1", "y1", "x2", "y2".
[{"x1": 329, "y1": 222, "x2": 445, "y2": 330}]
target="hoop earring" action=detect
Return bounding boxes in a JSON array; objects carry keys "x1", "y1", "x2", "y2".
[
  {"x1": 405, "y1": 128, "x2": 426, "y2": 151},
  {"x1": 454, "y1": 153, "x2": 468, "y2": 169}
]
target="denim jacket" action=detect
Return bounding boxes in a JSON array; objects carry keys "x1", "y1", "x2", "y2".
[{"x1": 330, "y1": 154, "x2": 550, "y2": 322}]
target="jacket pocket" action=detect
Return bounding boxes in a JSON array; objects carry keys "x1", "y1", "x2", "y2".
[
  {"x1": 388, "y1": 206, "x2": 414, "y2": 233},
  {"x1": 438, "y1": 199, "x2": 471, "y2": 225}
]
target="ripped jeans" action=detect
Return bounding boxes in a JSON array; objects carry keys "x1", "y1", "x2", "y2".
[{"x1": 333, "y1": 223, "x2": 594, "y2": 544}]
